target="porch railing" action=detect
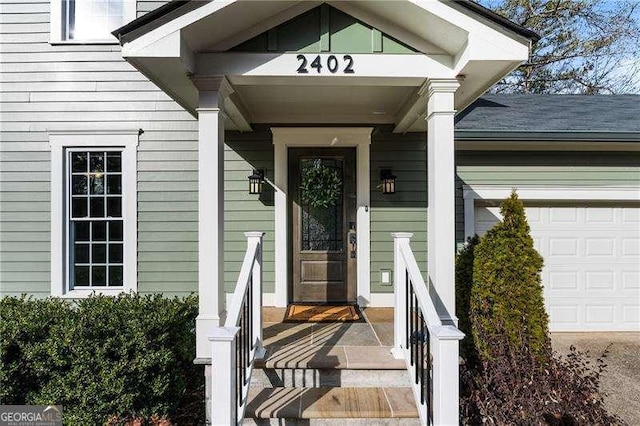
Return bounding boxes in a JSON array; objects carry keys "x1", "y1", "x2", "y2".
[
  {"x1": 391, "y1": 233, "x2": 464, "y2": 426},
  {"x1": 208, "y1": 232, "x2": 266, "y2": 426}
]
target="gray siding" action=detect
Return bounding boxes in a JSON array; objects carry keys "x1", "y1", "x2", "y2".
[
  {"x1": 0, "y1": 0, "x2": 199, "y2": 298},
  {"x1": 455, "y1": 150, "x2": 640, "y2": 244}
]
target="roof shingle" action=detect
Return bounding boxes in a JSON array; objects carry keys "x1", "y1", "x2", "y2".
[{"x1": 456, "y1": 94, "x2": 640, "y2": 133}]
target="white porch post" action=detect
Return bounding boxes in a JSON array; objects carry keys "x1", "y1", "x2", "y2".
[
  {"x1": 208, "y1": 326, "x2": 240, "y2": 426},
  {"x1": 246, "y1": 231, "x2": 266, "y2": 359},
  {"x1": 391, "y1": 232, "x2": 413, "y2": 359},
  {"x1": 431, "y1": 325, "x2": 464, "y2": 425},
  {"x1": 194, "y1": 77, "x2": 232, "y2": 360},
  {"x1": 426, "y1": 79, "x2": 460, "y2": 316}
]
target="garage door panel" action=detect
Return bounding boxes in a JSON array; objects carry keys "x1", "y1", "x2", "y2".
[
  {"x1": 549, "y1": 208, "x2": 579, "y2": 223},
  {"x1": 622, "y1": 272, "x2": 640, "y2": 289},
  {"x1": 623, "y1": 305, "x2": 640, "y2": 325},
  {"x1": 585, "y1": 207, "x2": 615, "y2": 223},
  {"x1": 547, "y1": 304, "x2": 579, "y2": 327},
  {"x1": 474, "y1": 204, "x2": 640, "y2": 331},
  {"x1": 622, "y1": 208, "x2": 640, "y2": 222},
  {"x1": 585, "y1": 304, "x2": 616, "y2": 325},
  {"x1": 585, "y1": 271, "x2": 615, "y2": 290},
  {"x1": 622, "y1": 238, "x2": 640, "y2": 257},
  {"x1": 547, "y1": 271, "x2": 579, "y2": 290},
  {"x1": 548, "y1": 238, "x2": 579, "y2": 257}
]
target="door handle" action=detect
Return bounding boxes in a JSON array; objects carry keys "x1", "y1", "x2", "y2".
[{"x1": 349, "y1": 232, "x2": 357, "y2": 258}]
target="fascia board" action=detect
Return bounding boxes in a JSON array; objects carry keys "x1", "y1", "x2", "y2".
[{"x1": 121, "y1": 1, "x2": 237, "y2": 57}]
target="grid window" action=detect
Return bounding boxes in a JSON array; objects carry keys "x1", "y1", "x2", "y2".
[
  {"x1": 61, "y1": 0, "x2": 127, "y2": 41},
  {"x1": 68, "y1": 150, "x2": 124, "y2": 288}
]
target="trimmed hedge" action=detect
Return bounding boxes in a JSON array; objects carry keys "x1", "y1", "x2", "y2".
[{"x1": 0, "y1": 294, "x2": 203, "y2": 425}]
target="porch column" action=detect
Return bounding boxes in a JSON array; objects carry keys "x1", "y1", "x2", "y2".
[
  {"x1": 193, "y1": 77, "x2": 233, "y2": 360},
  {"x1": 426, "y1": 79, "x2": 459, "y2": 316}
]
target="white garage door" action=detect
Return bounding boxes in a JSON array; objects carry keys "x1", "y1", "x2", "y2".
[{"x1": 474, "y1": 204, "x2": 640, "y2": 331}]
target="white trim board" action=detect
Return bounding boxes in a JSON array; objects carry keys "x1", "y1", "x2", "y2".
[
  {"x1": 49, "y1": 130, "x2": 139, "y2": 297},
  {"x1": 463, "y1": 185, "x2": 640, "y2": 240},
  {"x1": 271, "y1": 127, "x2": 373, "y2": 307}
]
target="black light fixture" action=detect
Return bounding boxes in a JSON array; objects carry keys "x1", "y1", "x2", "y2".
[
  {"x1": 380, "y1": 169, "x2": 396, "y2": 194},
  {"x1": 248, "y1": 169, "x2": 265, "y2": 195}
]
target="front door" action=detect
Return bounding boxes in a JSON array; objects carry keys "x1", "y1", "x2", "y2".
[{"x1": 289, "y1": 148, "x2": 357, "y2": 303}]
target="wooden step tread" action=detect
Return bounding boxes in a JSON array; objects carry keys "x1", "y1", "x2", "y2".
[
  {"x1": 245, "y1": 387, "x2": 419, "y2": 419},
  {"x1": 256, "y1": 345, "x2": 406, "y2": 370}
]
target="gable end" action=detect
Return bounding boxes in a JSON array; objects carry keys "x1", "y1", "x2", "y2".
[{"x1": 230, "y1": 4, "x2": 418, "y2": 54}]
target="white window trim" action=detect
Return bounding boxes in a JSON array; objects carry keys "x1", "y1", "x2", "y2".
[
  {"x1": 50, "y1": 130, "x2": 138, "y2": 298},
  {"x1": 463, "y1": 184, "x2": 640, "y2": 240},
  {"x1": 271, "y1": 127, "x2": 372, "y2": 307},
  {"x1": 49, "y1": 0, "x2": 137, "y2": 45}
]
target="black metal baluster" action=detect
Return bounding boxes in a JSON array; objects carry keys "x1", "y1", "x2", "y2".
[
  {"x1": 240, "y1": 299, "x2": 245, "y2": 395},
  {"x1": 235, "y1": 335, "x2": 240, "y2": 411},
  {"x1": 409, "y1": 282, "x2": 414, "y2": 366},
  {"x1": 420, "y1": 312, "x2": 425, "y2": 403},
  {"x1": 427, "y1": 325, "x2": 433, "y2": 423},
  {"x1": 412, "y1": 292, "x2": 420, "y2": 385},
  {"x1": 245, "y1": 292, "x2": 250, "y2": 372},
  {"x1": 405, "y1": 270, "x2": 409, "y2": 350},
  {"x1": 248, "y1": 277, "x2": 253, "y2": 352}
]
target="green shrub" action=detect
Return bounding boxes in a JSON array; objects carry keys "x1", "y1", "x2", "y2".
[
  {"x1": 470, "y1": 191, "x2": 550, "y2": 362},
  {"x1": 0, "y1": 294, "x2": 203, "y2": 425},
  {"x1": 455, "y1": 235, "x2": 479, "y2": 363}
]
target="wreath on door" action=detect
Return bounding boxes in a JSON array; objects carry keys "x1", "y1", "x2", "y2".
[{"x1": 300, "y1": 159, "x2": 342, "y2": 208}]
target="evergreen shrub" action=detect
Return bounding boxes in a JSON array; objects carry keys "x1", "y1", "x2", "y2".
[
  {"x1": 455, "y1": 235, "x2": 479, "y2": 363},
  {"x1": 470, "y1": 191, "x2": 550, "y2": 361},
  {"x1": 0, "y1": 294, "x2": 203, "y2": 425}
]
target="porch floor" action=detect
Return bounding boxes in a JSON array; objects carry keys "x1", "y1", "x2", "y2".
[{"x1": 258, "y1": 307, "x2": 403, "y2": 369}]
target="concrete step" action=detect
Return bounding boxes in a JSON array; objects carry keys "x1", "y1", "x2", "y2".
[
  {"x1": 251, "y1": 367, "x2": 411, "y2": 388},
  {"x1": 244, "y1": 387, "x2": 419, "y2": 422},
  {"x1": 256, "y1": 345, "x2": 405, "y2": 370},
  {"x1": 243, "y1": 418, "x2": 421, "y2": 425}
]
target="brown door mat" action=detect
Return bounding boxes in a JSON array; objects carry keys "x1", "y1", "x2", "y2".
[{"x1": 284, "y1": 304, "x2": 361, "y2": 322}]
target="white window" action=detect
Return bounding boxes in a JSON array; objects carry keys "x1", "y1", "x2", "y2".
[
  {"x1": 50, "y1": 0, "x2": 136, "y2": 43},
  {"x1": 50, "y1": 131, "x2": 138, "y2": 297}
]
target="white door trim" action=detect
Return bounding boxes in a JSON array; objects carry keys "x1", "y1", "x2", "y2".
[
  {"x1": 463, "y1": 184, "x2": 640, "y2": 240},
  {"x1": 271, "y1": 127, "x2": 373, "y2": 307}
]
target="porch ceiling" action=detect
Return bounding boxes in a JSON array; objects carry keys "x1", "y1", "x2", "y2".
[
  {"x1": 232, "y1": 84, "x2": 416, "y2": 125},
  {"x1": 115, "y1": 0, "x2": 535, "y2": 133}
]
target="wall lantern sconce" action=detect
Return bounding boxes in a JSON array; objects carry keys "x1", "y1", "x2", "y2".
[
  {"x1": 248, "y1": 169, "x2": 265, "y2": 195},
  {"x1": 380, "y1": 169, "x2": 396, "y2": 194}
]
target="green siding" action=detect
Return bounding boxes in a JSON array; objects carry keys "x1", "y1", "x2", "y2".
[
  {"x1": 231, "y1": 5, "x2": 417, "y2": 54},
  {"x1": 224, "y1": 130, "x2": 275, "y2": 294},
  {"x1": 370, "y1": 129, "x2": 428, "y2": 294},
  {"x1": 455, "y1": 150, "x2": 640, "y2": 244},
  {"x1": 221, "y1": 127, "x2": 428, "y2": 297}
]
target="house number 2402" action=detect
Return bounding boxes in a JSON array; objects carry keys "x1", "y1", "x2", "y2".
[{"x1": 296, "y1": 54, "x2": 355, "y2": 74}]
